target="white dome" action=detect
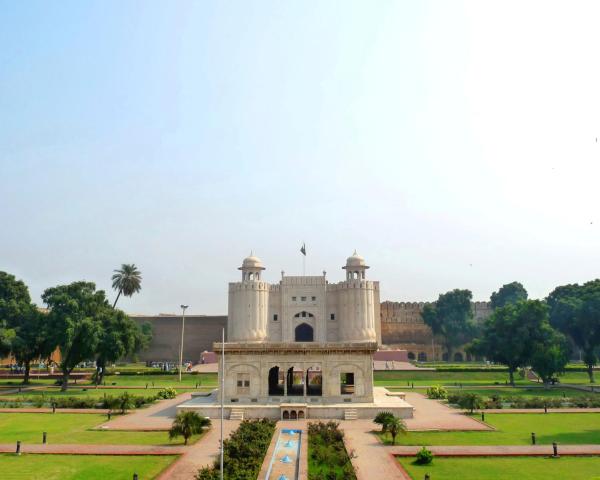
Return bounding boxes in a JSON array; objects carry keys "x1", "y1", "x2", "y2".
[
  {"x1": 345, "y1": 250, "x2": 366, "y2": 268},
  {"x1": 240, "y1": 254, "x2": 265, "y2": 270}
]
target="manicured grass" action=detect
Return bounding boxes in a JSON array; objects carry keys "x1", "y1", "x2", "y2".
[
  {"x1": 374, "y1": 370, "x2": 525, "y2": 386},
  {"x1": 398, "y1": 456, "x2": 600, "y2": 480},
  {"x1": 0, "y1": 453, "x2": 177, "y2": 480},
  {"x1": 101, "y1": 373, "x2": 217, "y2": 387},
  {"x1": 0, "y1": 413, "x2": 202, "y2": 445},
  {"x1": 558, "y1": 371, "x2": 599, "y2": 384},
  {"x1": 378, "y1": 413, "x2": 600, "y2": 446}
]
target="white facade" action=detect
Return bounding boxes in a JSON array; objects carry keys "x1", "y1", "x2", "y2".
[{"x1": 227, "y1": 251, "x2": 380, "y2": 344}]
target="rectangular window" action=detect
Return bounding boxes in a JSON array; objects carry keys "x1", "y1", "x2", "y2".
[
  {"x1": 273, "y1": 314, "x2": 278, "y2": 321},
  {"x1": 311, "y1": 296, "x2": 316, "y2": 301},
  {"x1": 301, "y1": 296, "x2": 307, "y2": 301},
  {"x1": 330, "y1": 313, "x2": 335, "y2": 320},
  {"x1": 244, "y1": 380, "x2": 250, "y2": 387},
  {"x1": 237, "y1": 373, "x2": 250, "y2": 394},
  {"x1": 292, "y1": 296, "x2": 297, "y2": 301}
]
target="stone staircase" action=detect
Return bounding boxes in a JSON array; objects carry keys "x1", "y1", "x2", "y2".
[
  {"x1": 230, "y1": 408, "x2": 244, "y2": 421},
  {"x1": 344, "y1": 408, "x2": 358, "y2": 420}
]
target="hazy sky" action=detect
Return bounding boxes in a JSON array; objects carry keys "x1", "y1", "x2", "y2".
[{"x1": 1, "y1": 1, "x2": 599, "y2": 314}]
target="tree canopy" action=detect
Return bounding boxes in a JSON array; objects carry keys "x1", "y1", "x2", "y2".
[
  {"x1": 547, "y1": 279, "x2": 600, "y2": 382},
  {"x1": 422, "y1": 289, "x2": 475, "y2": 359},
  {"x1": 43, "y1": 282, "x2": 108, "y2": 390},
  {"x1": 490, "y1": 281, "x2": 528, "y2": 310},
  {"x1": 470, "y1": 299, "x2": 569, "y2": 385}
]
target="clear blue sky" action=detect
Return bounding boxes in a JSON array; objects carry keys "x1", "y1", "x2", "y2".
[{"x1": 1, "y1": 1, "x2": 599, "y2": 314}]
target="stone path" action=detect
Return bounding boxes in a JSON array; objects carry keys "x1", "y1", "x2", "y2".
[
  {"x1": 403, "y1": 392, "x2": 490, "y2": 431},
  {"x1": 99, "y1": 393, "x2": 192, "y2": 431},
  {"x1": 391, "y1": 444, "x2": 600, "y2": 456},
  {"x1": 0, "y1": 443, "x2": 186, "y2": 455},
  {"x1": 156, "y1": 419, "x2": 239, "y2": 480}
]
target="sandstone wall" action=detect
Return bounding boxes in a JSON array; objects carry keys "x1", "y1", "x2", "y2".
[{"x1": 131, "y1": 315, "x2": 227, "y2": 363}]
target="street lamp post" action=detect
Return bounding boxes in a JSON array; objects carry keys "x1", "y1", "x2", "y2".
[{"x1": 179, "y1": 304, "x2": 188, "y2": 382}]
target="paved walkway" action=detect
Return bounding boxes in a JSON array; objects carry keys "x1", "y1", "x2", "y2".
[
  {"x1": 99, "y1": 393, "x2": 192, "y2": 430},
  {"x1": 403, "y1": 393, "x2": 490, "y2": 431},
  {"x1": 391, "y1": 444, "x2": 600, "y2": 456},
  {"x1": 0, "y1": 443, "x2": 186, "y2": 455},
  {"x1": 156, "y1": 419, "x2": 239, "y2": 480}
]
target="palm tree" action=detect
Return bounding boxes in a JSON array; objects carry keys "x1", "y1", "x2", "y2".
[
  {"x1": 373, "y1": 411, "x2": 395, "y2": 433},
  {"x1": 169, "y1": 411, "x2": 211, "y2": 445},
  {"x1": 111, "y1": 264, "x2": 142, "y2": 308},
  {"x1": 386, "y1": 416, "x2": 407, "y2": 445}
]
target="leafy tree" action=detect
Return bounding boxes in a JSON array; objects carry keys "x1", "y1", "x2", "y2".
[
  {"x1": 490, "y1": 281, "x2": 528, "y2": 309},
  {"x1": 469, "y1": 300, "x2": 548, "y2": 385},
  {"x1": 170, "y1": 411, "x2": 210, "y2": 445},
  {"x1": 529, "y1": 324, "x2": 570, "y2": 386},
  {"x1": 422, "y1": 289, "x2": 475, "y2": 360},
  {"x1": 386, "y1": 416, "x2": 407, "y2": 445},
  {"x1": 42, "y1": 282, "x2": 106, "y2": 390},
  {"x1": 547, "y1": 280, "x2": 600, "y2": 383},
  {"x1": 0, "y1": 272, "x2": 29, "y2": 357},
  {"x1": 373, "y1": 411, "x2": 395, "y2": 433},
  {"x1": 94, "y1": 309, "x2": 152, "y2": 385},
  {"x1": 10, "y1": 307, "x2": 55, "y2": 384},
  {"x1": 111, "y1": 264, "x2": 142, "y2": 308}
]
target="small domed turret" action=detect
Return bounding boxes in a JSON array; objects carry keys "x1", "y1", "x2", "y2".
[
  {"x1": 239, "y1": 252, "x2": 265, "y2": 281},
  {"x1": 343, "y1": 250, "x2": 369, "y2": 280}
]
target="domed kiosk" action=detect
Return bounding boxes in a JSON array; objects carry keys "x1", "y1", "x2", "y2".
[{"x1": 178, "y1": 251, "x2": 414, "y2": 421}]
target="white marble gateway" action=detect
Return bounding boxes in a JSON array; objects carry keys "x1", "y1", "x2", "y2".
[{"x1": 178, "y1": 252, "x2": 413, "y2": 420}]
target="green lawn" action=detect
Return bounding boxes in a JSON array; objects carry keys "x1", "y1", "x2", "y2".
[
  {"x1": 558, "y1": 371, "x2": 599, "y2": 385},
  {"x1": 374, "y1": 370, "x2": 525, "y2": 386},
  {"x1": 398, "y1": 456, "x2": 600, "y2": 480},
  {"x1": 0, "y1": 413, "x2": 202, "y2": 445},
  {"x1": 0, "y1": 454, "x2": 176, "y2": 480},
  {"x1": 101, "y1": 373, "x2": 217, "y2": 387},
  {"x1": 378, "y1": 413, "x2": 600, "y2": 446}
]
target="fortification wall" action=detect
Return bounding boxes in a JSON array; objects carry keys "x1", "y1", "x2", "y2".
[{"x1": 131, "y1": 315, "x2": 227, "y2": 363}]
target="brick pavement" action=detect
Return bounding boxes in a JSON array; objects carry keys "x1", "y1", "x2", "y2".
[
  {"x1": 156, "y1": 419, "x2": 239, "y2": 480},
  {"x1": 99, "y1": 393, "x2": 192, "y2": 431}
]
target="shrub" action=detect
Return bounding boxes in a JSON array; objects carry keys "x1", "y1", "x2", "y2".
[
  {"x1": 456, "y1": 393, "x2": 484, "y2": 413},
  {"x1": 426, "y1": 385, "x2": 448, "y2": 400},
  {"x1": 156, "y1": 387, "x2": 177, "y2": 399},
  {"x1": 196, "y1": 419, "x2": 276, "y2": 480},
  {"x1": 415, "y1": 446, "x2": 433, "y2": 465},
  {"x1": 308, "y1": 421, "x2": 356, "y2": 480}
]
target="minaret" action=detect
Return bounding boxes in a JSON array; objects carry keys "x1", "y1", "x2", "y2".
[
  {"x1": 339, "y1": 251, "x2": 377, "y2": 342},
  {"x1": 227, "y1": 254, "x2": 269, "y2": 342}
]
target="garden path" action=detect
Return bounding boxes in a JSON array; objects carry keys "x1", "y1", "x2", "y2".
[
  {"x1": 98, "y1": 392, "x2": 192, "y2": 431},
  {"x1": 156, "y1": 419, "x2": 239, "y2": 480}
]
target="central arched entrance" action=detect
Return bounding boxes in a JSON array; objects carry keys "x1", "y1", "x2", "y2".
[
  {"x1": 295, "y1": 323, "x2": 314, "y2": 342},
  {"x1": 286, "y1": 366, "x2": 304, "y2": 396}
]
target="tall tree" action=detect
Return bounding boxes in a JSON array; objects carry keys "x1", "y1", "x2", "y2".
[
  {"x1": 490, "y1": 282, "x2": 528, "y2": 310},
  {"x1": 470, "y1": 300, "x2": 546, "y2": 385},
  {"x1": 10, "y1": 307, "x2": 56, "y2": 384},
  {"x1": 94, "y1": 310, "x2": 152, "y2": 385},
  {"x1": 529, "y1": 323, "x2": 570, "y2": 386},
  {"x1": 422, "y1": 289, "x2": 475, "y2": 360},
  {"x1": 0, "y1": 272, "x2": 52, "y2": 376},
  {"x1": 547, "y1": 280, "x2": 600, "y2": 382},
  {"x1": 43, "y1": 282, "x2": 106, "y2": 390},
  {"x1": 111, "y1": 264, "x2": 142, "y2": 308}
]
